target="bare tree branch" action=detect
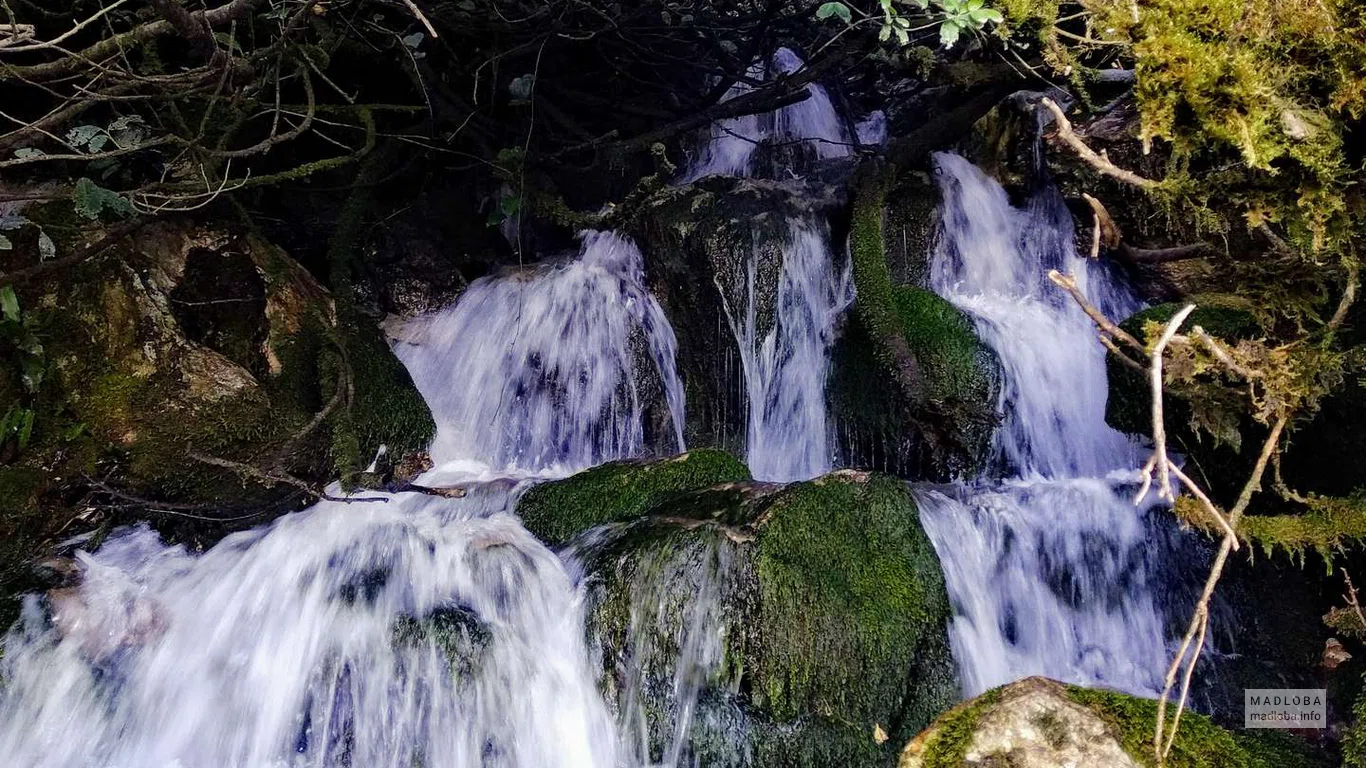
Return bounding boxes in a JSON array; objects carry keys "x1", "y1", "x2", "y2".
[{"x1": 1040, "y1": 97, "x2": 1158, "y2": 190}]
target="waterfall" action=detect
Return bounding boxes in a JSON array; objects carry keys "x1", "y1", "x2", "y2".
[
  {"x1": 719, "y1": 222, "x2": 854, "y2": 482},
  {"x1": 688, "y1": 48, "x2": 856, "y2": 482},
  {"x1": 917, "y1": 152, "x2": 1170, "y2": 697},
  {"x1": 395, "y1": 230, "x2": 686, "y2": 474},
  {"x1": 684, "y1": 47, "x2": 850, "y2": 181},
  {"x1": 0, "y1": 230, "x2": 690, "y2": 768}
]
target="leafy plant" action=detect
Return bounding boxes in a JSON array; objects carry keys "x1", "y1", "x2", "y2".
[
  {"x1": 0, "y1": 285, "x2": 45, "y2": 459},
  {"x1": 73, "y1": 177, "x2": 135, "y2": 220},
  {"x1": 815, "y1": 0, "x2": 1003, "y2": 48},
  {"x1": 0, "y1": 214, "x2": 55, "y2": 261}
]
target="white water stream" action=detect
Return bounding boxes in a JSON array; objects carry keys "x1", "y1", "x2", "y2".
[
  {"x1": 916, "y1": 152, "x2": 1169, "y2": 697},
  {"x1": 0, "y1": 231, "x2": 686, "y2": 768}
]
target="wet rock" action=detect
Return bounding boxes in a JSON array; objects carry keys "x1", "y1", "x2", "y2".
[
  {"x1": 901, "y1": 677, "x2": 1327, "y2": 768},
  {"x1": 566, "y1": 468, "x2": 956, "y2": 767},
  {"x1": 517, "y1": 449, "x2": 751, "y2": 546},
  {"x1": 2, "y1": 217, "x2": 430, "y2": 527},
  {"x1": 392, "y1": 605, "x2": 491, "y2": 678},
  {"x1": 625, "y1": 177, "x2": 844, "y2": 454}
]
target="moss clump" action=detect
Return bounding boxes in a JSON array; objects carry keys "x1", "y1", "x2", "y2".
[
  {"x1": 891, "y1": 288, "x2": 997, "y2": 412},
  {"x1": 910, "y1": 687, "x2": 1003, "y2": 768},
  {"x1": 1185, "y1": 492, "x2": 1366, "y2": 565},
  {"x1": 517, "y1": 449, "x2": 751, "y2": 545},
  {"x1": 332, "y1": 313, "x2": 435, "y2": 482},
  {"x1": 581, "y1": 470, "x2": 956, "y2": 766},
  {"x1": 1065, "y1": 686, "x2": 1327, "y2": 768},
  {"x1": 844, "y1": 170, "x2": 999, "y2": 476},
  {"x1": 754, "y1": 472, "x2": 956, "y2": 738}
]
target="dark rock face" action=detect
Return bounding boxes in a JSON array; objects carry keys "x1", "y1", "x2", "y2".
[{"x1": 626, "y1": 177, "x2": 846, "y2": 455}]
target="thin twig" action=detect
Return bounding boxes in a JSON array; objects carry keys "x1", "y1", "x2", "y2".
[
  {"x1": 1048, "y1": 269, "x2": 1144, "y2": 351},
  {"x1": 1040, "y1": 97, "x2": 1157, "y2": 190},
  {"x1": 1150, "y1": 304, "x2": 1197, "y2": 502},
  {"x1": 400, "y1": 0, "x2": 439, "y2": 38}
]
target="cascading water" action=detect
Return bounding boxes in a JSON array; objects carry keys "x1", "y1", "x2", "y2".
[
  {"x1": 718, "y1": 222, "x2": 854, "y2": 482},
  {"x1": 688, "y1": 48, "x2": 856, "y2": 483},
  {"x1": 684, "y1": 48, "x2": 850, "y2": 182},
  {"x1": 396, "y1": 230, "x2": 686, "y2": 474},
  {"x1": 0, "y1": 231, "x2": 688, "y2": 767},
  {"x1": 916, "y1": 151, "x2": 1172, "y2": 697}
]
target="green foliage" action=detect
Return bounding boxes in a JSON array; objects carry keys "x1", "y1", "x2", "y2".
[
  {"x1": 1001, "y1": 0, "x2": 1365, "y2": 273},
  {"x1": 816, "y1": 0, "x2": 1004, "y2": 47},
  {"x1": 73, "y1": 177, "x2": 135, "y2": 221},
  {"x1": 816, "y1": 2, "x2": 853, "y2": 24},
  {"x1": 1345, "y1": 674, "x2": 1366, "y2": 768},
  {"x1": 516, "y1": 449, "x2": 751, "y2": 545}
]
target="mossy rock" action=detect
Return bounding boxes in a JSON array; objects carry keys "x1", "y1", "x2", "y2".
[
  {"x1": 584, "y1": 470, "x2": 957, "y2": 767},
  {"x1": 901, "y1": 677, "x2": 1328, "y2": 768},
  {"x1": 516, "y1": 449, "x2": 751, "y2": 545},
  {"x1": 1, "y1": 217, "x2": 433, "y2": 561},
  {"x1": 840, "y1": 166, "x2": 1000, "y2": 478}
]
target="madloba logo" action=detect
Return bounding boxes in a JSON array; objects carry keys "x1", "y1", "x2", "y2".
[{"x1": 1244, "y1": 689, "x2": 1326, "y2": 729}]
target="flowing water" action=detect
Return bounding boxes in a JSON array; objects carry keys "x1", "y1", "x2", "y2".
[
  {"x1": 396, "y1": 230, "x2": 686, "y2": 473},
  {"x1": 684, "y1": 48, "x2": 850, "y2": 182},
  {"x1": 0, "y1": 231, "x2": 689, "y2": 768},
  {"x1": 688, "y1": 48, "x2": 856, "y2": 482},
  {"x1": 717, "y1": 222, "x2": 854, "y2": 482},
  {"x1": 916, "y1": 152, "x2": 1171, "y2": 697}
]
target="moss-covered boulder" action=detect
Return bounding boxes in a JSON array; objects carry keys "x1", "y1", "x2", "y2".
[
  {"x1": 517, "y1": 449, "x2": 751, "y2": 545},
  {"x1": 843, "y1": 169, "x2": 1000, "y2": 478},
  {"x1": 901, "y1": 677, "x2": 1327, "y2": 768},
  {"x1": 831, "y1": 285, "x2": 998, "y2": 478},
  {"x1": 580, "y1": 469, "x2": 957, "y2": 767}
]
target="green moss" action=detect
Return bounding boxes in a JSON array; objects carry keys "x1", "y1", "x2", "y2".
[
  {"x1": 754, "y1": 472, "x2": 956, "y2": 739},
  {"x1": 333, "y1": 315, "x2": 434, "y2": 479},
  {"x1": 1211, "y1": 492, "x2": 1366, "y2": 564},
  {"x1": 850, "y1": 174, "x2": 903, "y2": 376},
  {"x1": 913, "y1": 688, "x2": 1003, "y2": 768},
  {"x1": 580, "y1": 469, "x2": 956, "y2": 766},
  {"x1": 1344, "y1": 671, "x2": 1366, "y2": 767},
  {"x1": 892, "y1": 288, "x2": 997, "y2": 411},
  {"x1": 517, "y1": 449, "x2": 751, "y2": 545},
  {"x1": 1065, "y1": 686, "x2": 1327, "y2": 768},
  {"x1": 844, "y1": 172, "x2": 999, "y2": 475}
]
